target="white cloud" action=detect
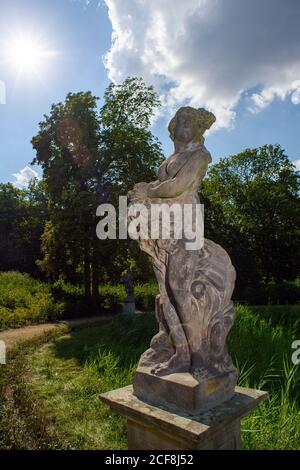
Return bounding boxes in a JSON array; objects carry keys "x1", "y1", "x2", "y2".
[
  {"x1": 12, "y1": 166, "x2": 40, "y2": 188},
  {"x1": 103, "y1": 0, "x2": 300, "y2": 129},
  {"x1": 293, "y1": 159, "x2": 300, "y2": 171},
  {"x1": 249, "y1": 80, "x2": 300, "y2": 113},
  {"x1": 0, "y1": 80, "x2": 5, "y2": 105}
]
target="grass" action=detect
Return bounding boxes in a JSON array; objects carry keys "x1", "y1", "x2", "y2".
[
  {"x1": 0, "y1": 325, "x2": 70, "y2": 449},
  {"x1": 0, "y1": 305, "x2": 299, "y2": 450},
  {"x1": 248, "y1": 305, "x2": 300, "y2": 330}
]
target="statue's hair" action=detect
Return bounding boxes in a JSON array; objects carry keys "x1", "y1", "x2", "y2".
[{"x1": 168, "y1": 106, "x2": 216, "y2": 142}]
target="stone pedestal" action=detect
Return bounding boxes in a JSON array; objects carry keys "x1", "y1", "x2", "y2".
[
  {"x1": 133, "y1": 366, "x2": 237, "y2": 414},
  {"x1": 122, "y1": 295, "x2": 136, "y2": 315},
  {"x1": 100, "y1": 385, "x2": 267, "y2": 450}
]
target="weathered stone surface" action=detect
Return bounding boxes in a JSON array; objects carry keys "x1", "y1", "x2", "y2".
[
  {"x1": 127, "y1": 106, "x2": 237, "y2": 412},
  {"x1": 122, "y1": 298, "x2": 136, "y2": 315},
  {"x1": 100, "y1": 385, "x2": 268, "y2": 450},
  {"x1": 122, "y1": 270, "x2": 136, "y2": 315},
  {"x1": 133, "y1": 366, "x2": 237, "y2": 414}
]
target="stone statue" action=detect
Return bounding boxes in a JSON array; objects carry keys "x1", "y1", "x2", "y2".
[
  {"x1": 128, "y1": 107, "x2": 237, "y2": 413},
  {"x1": 123, "y1": 269, "x2": 134, "y2": 297},
  {"x1": 122, "y1": 269, "x2": 136, "y2": 315}
]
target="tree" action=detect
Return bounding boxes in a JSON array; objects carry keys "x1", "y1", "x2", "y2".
[
  {"x1": 31, "y1": 78, "x2": 163, "y2": 307},
  {"x1": 0, "y1": 180, "x2": 48, "y2": 276},
  {"x1": 201, "y1": 144, "x2": 300, "y2": 298}
]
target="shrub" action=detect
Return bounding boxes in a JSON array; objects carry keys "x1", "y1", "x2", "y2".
[
  {"x1": 0, "y1": 272, "x2": 63, "y2": 330},
  {"x1": 98, "y1": 283, "x2": 158, "y2": 312},
  {"x1": 99, "y1": 285, "x2": 125, "y2": 313},
  {"x1": 51, "y1": 279, "x2": 86, "y2": 318},
  {"x1": 134, "y1": 283, "x2": 158, "y2": 311}
]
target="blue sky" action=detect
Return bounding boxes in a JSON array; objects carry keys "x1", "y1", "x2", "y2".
[{"x1": 0, "y1": 0, "x2": 300, "y2": 186}]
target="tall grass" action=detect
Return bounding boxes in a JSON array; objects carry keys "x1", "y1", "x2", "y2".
[
  {"x1": 0, "y1": 300, "x2": 299, "y2": 449},
  {"x1": 237, "y1": 356, "x2": 300, "y2": 449},
  {"x1": 0, "y1": 309, "x2": 293, "y2": 450}
]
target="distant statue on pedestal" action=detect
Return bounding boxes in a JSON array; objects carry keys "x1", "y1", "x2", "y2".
[{"x1": 122, "y1": 269, "x2": 136, "y2": 315}]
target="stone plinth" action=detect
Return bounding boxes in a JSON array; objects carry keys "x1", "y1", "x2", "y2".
[
  {"x1": 100, "y1": 385, "x2": 267, "y2": 450},
  {"x1": 133, "y1": 366, "x2": 237, "y2": 415},
  {"x1": 122, "y1": 295, "x2": 136, "y2": 315}
]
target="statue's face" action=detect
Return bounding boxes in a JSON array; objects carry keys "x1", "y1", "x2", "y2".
[{"x1": 174, "y1": 111, "x2": 199, "y2": 143}]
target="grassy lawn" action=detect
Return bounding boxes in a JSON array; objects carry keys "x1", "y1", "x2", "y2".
[{"x1": 0, "y1": 307, "x2": 299, "y2": 450}]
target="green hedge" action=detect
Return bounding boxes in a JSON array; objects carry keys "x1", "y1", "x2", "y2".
[
  {"x1": 51, "y1": 281, "x2": 158, "y2": 315},
  {"x1": 99, "y1": 283, "x2": 159, "y2": 312}
]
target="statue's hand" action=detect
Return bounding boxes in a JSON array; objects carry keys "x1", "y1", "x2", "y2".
[{"x1": 128, "y1": 182, "x2": 149, "y2": 202}]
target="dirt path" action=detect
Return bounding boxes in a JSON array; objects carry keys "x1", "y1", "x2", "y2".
[{"x1": 0, "y1": 316, "x2": 113, "y2": 350}]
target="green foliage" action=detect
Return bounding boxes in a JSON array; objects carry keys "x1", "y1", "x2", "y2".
[
  {"x1": 201, "y1": 144, "x2": 300, "y2": 299},
  {"x1": 134, "y1": 283, "x2": 159, "y2": 310},
  {"x1": 99, "y1": 77, "x2": 163, "y2": 196},
  {"x1": 49, "y1": 280, "x2": 157, "y2": 315},
  {"x1": 0, "y1": 272, "x2": 63, "y2": 330},
  {"x1": 0, "y1": 181, "x2": 48, "y2": 277},
  {"x1": 1, "y1": 272, "x2": 298, "y2": 330},
  {"x1": 50, "y1": 279, "x2": 86, "y2": 318},
  {"x1": 239, "y1": 279, "x2": 300, "y2": 305},
  {"x1": 31, "y1": 78, "x2": 163, "y2": 302},
  {"x1": 98, "y1": 283, "x2": 159, "y2": 312},
  {"x1": 248, "y1": 304, "x2": 300, "y2": 331},
  {"x1": 229, "y1": 305, "x2": 297, "y2": 386},
  {"x1": 99, "y1": 284, "x2": 125, "y2": 312},
  {"x1": 50, "y1": 279, "x2": 158, "y2": 314},
  {"x1": 101, "y1": 77, "x2": 160, "y2": 129},
  {"x1": 0, "y1": 272, "x2": 158, "y2": 329}
]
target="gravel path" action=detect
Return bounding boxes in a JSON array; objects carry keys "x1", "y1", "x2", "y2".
[{"x1": 0, "y1": 316, "x2": 112, "y2": 350}]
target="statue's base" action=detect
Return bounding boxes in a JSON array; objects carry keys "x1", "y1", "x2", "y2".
[
  {"x1": 100, "y1": 385, "x2": 267, "y2": 450},
  {"x1": 133, "y1": 366, "x2": 237, "y2": 414},
  {"x1": 122, "y1": 296, "x2": 136, "y2": 315}
]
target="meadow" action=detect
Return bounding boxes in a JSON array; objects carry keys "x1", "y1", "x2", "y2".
[{"x1": 0, "y1": 307, "x2": 299, "y2": 450}]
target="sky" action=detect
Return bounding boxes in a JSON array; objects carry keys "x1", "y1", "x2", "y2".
[{"x1": 0, "y1": 0, "x2": 300, "y2": 187}]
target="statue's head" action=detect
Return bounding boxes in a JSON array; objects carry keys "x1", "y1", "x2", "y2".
[{"x1": 168, "y1": 107, "x2": 216, "y2": 144}]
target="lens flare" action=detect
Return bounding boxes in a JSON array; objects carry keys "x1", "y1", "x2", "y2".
[{"x1": 3, "y1": 32, "x2": 57, "y2": 76}]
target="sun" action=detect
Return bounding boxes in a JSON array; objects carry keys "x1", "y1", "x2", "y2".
[
  {"x1": 10, "y1": 37, "x2": 43, "y2": 73},
  {"x1": 4, "y1": 32, "x2": 56, "y2": 76}
]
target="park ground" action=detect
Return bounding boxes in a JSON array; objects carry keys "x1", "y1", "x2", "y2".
[{"x1": 0, "y1": 306, "x2": 299, "y2": 450}]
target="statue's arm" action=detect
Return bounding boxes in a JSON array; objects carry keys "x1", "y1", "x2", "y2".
[
  {"x1": 148, "y1": 149, "x2": 211, "y2": 199},
  {"x1": 157, "y1": 160, "x2": 169, "y2": 181}
]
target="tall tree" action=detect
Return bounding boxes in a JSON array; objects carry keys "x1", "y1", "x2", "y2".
[
  {"x1": 201, "y1": 144, "x2": 300, "y2": 297},
  {"x1": 31, "y1": 78, "x2": 163, "y2": 306},
  {"x1": 0, "y1": 180, "x2": 48, "y2": 276}
]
